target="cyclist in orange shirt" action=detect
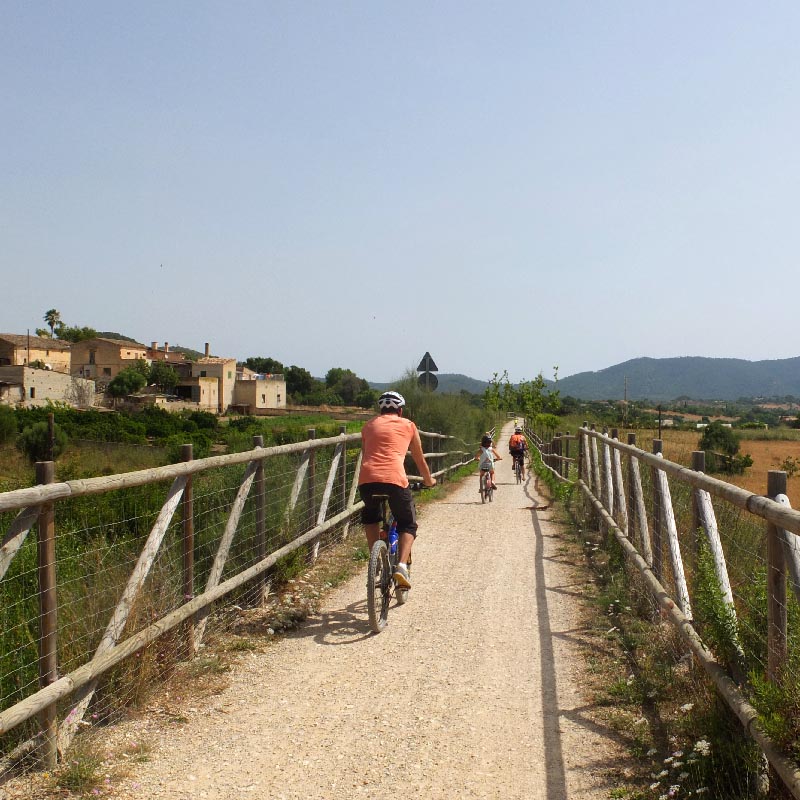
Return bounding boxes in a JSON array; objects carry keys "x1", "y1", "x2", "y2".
[
  {"x1": 508, "y1": 425, "x2": 528, "y2": 480},
  {"x1": 358, "y1": 391, "x2": 436, "y2": 589}
]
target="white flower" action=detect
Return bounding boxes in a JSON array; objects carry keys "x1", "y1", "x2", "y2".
[
  {"x1": 650, "y1": 782, "x2": 661, "y2": 791},
  {"x1": 663, "y1": 757, "x2": 673, "y2": 764},
  {"x1": 694, "y1": 739, "x2": 711, "y2": 756},
  {"x1": 672, "y1": 750, "x2": 684, "y2": 758},
  {"x1": 634, "y1": 717, "x2": 647, "y2": 726},
  {"x1": 657, "y1": 770, "x2": 669, "y2": 778},
  {"x1": 680, "y1": 702, "x2": 694, "y2": 713},
  {"x1": 647, "y1": 748, "x2": 658, "y2": 757},
  {"x1": 669, "y1": 787, "x2": 680, "y2": 797},
  {"x1": 679, "y1": 772, "x2": 689, "y2": 780}
]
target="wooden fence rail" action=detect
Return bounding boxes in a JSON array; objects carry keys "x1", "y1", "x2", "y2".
[
  {"x1": 0, "y1": 427, "x2": 475, "y2": 774},
  {"x1": 526, "y1": 422, "x2": 800, "y2": 798}
]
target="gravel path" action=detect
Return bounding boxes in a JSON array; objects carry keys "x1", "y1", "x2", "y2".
[{"x1": 107, "y1": 421, "x2": 629, "y2": 799}]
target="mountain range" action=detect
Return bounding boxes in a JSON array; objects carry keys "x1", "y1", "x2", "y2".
[{"x1": 373, "y1": 357, "x2": 800, "y2": 402}]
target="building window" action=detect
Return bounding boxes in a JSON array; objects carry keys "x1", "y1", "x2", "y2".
[
  {"x1": 89, "y1": 350, "x2": 96, "y2": 365},
  {"x1": 103, "y1": 368, "x2": 112, "y2": 376},
  {"x1": 30, "y1": 387, "x2": 35, "y2": 399},
  {"x1": 200, "y1": 370, "x2": 207, "y2": 378},
  {"x1": 277, "y1": 394, "x2": 281, "y2": 403},
  {"x1": 228, "y1": 371, "x2": 232, "y2": 379},
  {"x1": 261, "y1": 394, "x2": 266, "y2": 403}
]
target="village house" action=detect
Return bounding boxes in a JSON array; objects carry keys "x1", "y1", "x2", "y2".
[
  {"x1": 0, "y1": 365, "x2": 94, "y2": 408},
  {"x1": 0, "y1": 333, "x2": 71, "y2": 374},
  {"x1": 70, "y1": 337, "x2": 149, "y2": 386},
  {"x1": 232, "y1": 371, "x2": 286, "y2": 413}
]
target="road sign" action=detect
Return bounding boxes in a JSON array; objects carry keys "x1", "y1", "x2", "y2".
[
  {"x1": 418, "y1": 372, "x2": 439, "y2": 391},
  {"x1": 416, "y1": 352, "x2": 438, "y2": 373}
]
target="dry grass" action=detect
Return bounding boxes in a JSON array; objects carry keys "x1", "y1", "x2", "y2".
[{"x1": 625, "y1": 428, "x2": 800, "y2": 508}]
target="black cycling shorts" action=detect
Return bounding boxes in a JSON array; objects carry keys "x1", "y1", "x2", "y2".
[{"x1": 359, "y1": 482, "x2": 418, "y2": 536}]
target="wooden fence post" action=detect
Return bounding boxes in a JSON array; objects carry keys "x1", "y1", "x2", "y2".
[
  {"x1": 35, "y1": 461, "x2": 57, "y2": 769},
  {"x1": 339, "y1": 426, "x2": 347, "y2": 538},
  {"x1": 306, "y1": 429, "x2": 317, "y2": 563},
  {"x1": 767, "y1": 470, "x2": 788, "y2": 682},
  {"x1": 651, "y1": 440, "x2": 664, "y2": 582},
  {"x1": 253, "y1": 436, "x2": 268, "y2": 603},
  {"x1": 691, "y1": 451, "x2": 705, "y2": 565},
  {"x1": 306, "y1": 429, "x2": 316, "y2": 532},
  {"x1": 564, "y1": 432, "x2": 570, "y2": 480},
  {"x1": 181, "y1": 444, "x2": 195, "y2": 654}
]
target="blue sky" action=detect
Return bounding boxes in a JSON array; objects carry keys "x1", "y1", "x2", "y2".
[{"x1": 3, "y1": 2, "x2": 799, "y2": 383}]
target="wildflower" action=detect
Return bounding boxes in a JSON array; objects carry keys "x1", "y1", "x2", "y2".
[
  {"x1": 694, "y1": 739, "x2": 711, "y2": 756},
  {"x1": 647, "y1": 748, "x2": 658, "y2": 756},
  {"x1": 680, "y1": 702, "x2": 694, "y2": 713},
  {"x1": 657, "y1": 770, "x2": 668, "y2": 778},
  {"x1": 663, "y1": 757, "x2": 673, "y2": 764},
  {"x1": 695, "y1": 789, "x2": 708, "y2": 795},
  {"x1": 679, "y1": 772, "x2": 689, "y2": 780},
  {"x1": 634, "y1": 717, "x2": 647, "y2": 726},
  {"x1": 669, "y1": 787, "x2": 680, "y2": 797},
  {"x1": 650, "y1": 782, "x2": 660, "y2": 791},
  {"x1": 672, "y1": 750, "x2": 683, "y2": 758}
]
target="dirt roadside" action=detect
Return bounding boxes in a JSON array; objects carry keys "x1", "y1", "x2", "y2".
[{"x1": 7, "y1": 421, "x2": 635, "y2": 799}]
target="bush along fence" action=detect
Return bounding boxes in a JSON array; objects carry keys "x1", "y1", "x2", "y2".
[
  {"x1": 0, "y1": 427, "x2": 473, "y2": 778},
  {"x1": 529, "y1": 422, "x2": 800, "y2": 798}
]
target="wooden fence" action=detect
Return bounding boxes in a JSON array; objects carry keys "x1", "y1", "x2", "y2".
[
  {"x1": 0, "y1": 427, "x2": 473, "y2": 775},
  {"x1": 526, "y1": 421, "x2": 800, "y2": 798}
]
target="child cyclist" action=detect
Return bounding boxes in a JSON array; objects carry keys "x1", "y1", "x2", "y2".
[{"x1": 475, "y1": 434, "x2": 502, "y2": 491}]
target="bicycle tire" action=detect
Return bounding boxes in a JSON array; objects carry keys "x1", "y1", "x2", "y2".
[
  {"x1": 515, "y1": 458, "x2": 522, "y2": 484},
  {"x1": 480, "y1": 472, "x2": 487, "y2": 503},
  {"x1": 367, "y1": 540, "x2": 390, "y2": 633}
]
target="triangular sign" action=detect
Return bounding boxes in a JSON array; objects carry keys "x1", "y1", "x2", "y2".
[{"x1": 416, "y1": 352, "x2": 438, "y2": 372}]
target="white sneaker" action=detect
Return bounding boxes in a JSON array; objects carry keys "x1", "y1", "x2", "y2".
[{"x1": 393, "y1": 563, "x2": 411, "y2": 589}]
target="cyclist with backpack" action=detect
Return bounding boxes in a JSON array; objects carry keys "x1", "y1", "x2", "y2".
[{"x1": 508, "y1": 425, "x2": 528, "y2": 480}]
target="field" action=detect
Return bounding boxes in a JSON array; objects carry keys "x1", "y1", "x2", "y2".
[{"x1": 631, "y1": 426, "x2": 800, "y2": 508}]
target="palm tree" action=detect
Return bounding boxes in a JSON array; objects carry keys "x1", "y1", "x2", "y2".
[{"x1": 43, "y1": 309, "x2": 61, "y2": 338}]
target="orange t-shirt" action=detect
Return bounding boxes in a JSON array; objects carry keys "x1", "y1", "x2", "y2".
[
  {"x1": 358, "y1": 414, "x2": 418, "y2": 487},
  {"x1": 509, "y1": 433, "x2": 526, "y2": 451}
]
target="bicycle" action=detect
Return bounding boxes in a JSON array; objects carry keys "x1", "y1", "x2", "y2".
[
  {"x1": 479, "y1": 468, "x2": 494, "y2": 503},
  {"x1": 513, "y1": 453, "x2": 524, "y2": 484},
  {"x1": 366, "y1": 483, "x2": 421, "y2": 633}
]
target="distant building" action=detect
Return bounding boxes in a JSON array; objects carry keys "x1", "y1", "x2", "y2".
[
  {"x1": 233, "y1": 373, "x2": 286, "y2": 413},
  {"x1": 0, "y1": 334, "x2": 71, "y2": 374},
  {"x1": 146, "y1": 340, "x2": 189, "y2": 366},
  {"x1": 0, "y1": 366, "x2": 94, "y2": 408},
  {"x1": 70, "y1": 337, "x2": 149, "y2": 387}
]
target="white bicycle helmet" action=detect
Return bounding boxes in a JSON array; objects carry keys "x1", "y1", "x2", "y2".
[
  {"x1": 378, "y1": 390, "x2": 406, "y2": 410},
  {"x1": 515, "y1": 425, "x2": 523, "y2": 433}
]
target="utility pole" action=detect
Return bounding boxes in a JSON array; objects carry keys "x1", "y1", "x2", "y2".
[{"x1": 623, "y1": 376, "x2": 628, "y2": 428}]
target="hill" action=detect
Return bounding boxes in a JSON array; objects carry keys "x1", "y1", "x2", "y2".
[{"x1": 555, "y1": 356, "x2": 800, "y2": 402}]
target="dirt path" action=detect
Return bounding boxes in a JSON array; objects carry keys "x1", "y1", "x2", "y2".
[{"x1": 109, "y1": 421, "x2": 629, "y2": 799}]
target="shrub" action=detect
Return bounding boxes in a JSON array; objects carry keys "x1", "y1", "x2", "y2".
[
  {"x1": 16, "y1": 420, "x2": 68, "y2": 462},
  {"x1": 0, "y1": 405, "x2": 16, "y2": 444}
]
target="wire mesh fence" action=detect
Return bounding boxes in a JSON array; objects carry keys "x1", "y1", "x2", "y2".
[
  {"x1": 0, "y1": 427, "x2": 473, "y2": 783},
  {"x1": 541, "y1": 424, "x2": 800, "y2": 798}
]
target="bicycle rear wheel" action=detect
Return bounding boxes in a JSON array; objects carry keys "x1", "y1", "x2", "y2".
[
  {"x1": 516, "y1": 458, "x2": 522, "y2": 484},
  {"x1": 367, "y1": 540, "x2": 391, "y2": 632},
  {"x1": 480, "y1": 472, "x2": 487, "y2": 503}
]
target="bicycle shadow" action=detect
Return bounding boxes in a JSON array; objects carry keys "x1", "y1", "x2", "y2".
[{"x1": 283, "y1": 597, "x2": 395, "y2": 646}]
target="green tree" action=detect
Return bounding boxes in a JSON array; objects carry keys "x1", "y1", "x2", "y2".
[
  {"x1": 0, "y1": 405, "x2": 16, "y2": 444},
  {"x1": 244, "y1": 356, "x2": 284, "y2": 375},
  {"x1": 285, "y1": 365, "x2": 316, "y2": 400},
  {"x1": 16, "y1": 420, "x2": 68, "y2": 462},
  {"x1": 43, "y1": 309, "x2": 61, "y2": 337},
  {"x1": 149, "y1": 361, "x2": 179, "y2": 393},
  {"x1": 56, "y1": 325, "x2": 98, "y2": 343},
  {"x1": 107, "y1": 367, "x2": 148, "y2": 399},
  {"x1": 699, "y1": 421, "x2": 740, "y2": 456}
]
